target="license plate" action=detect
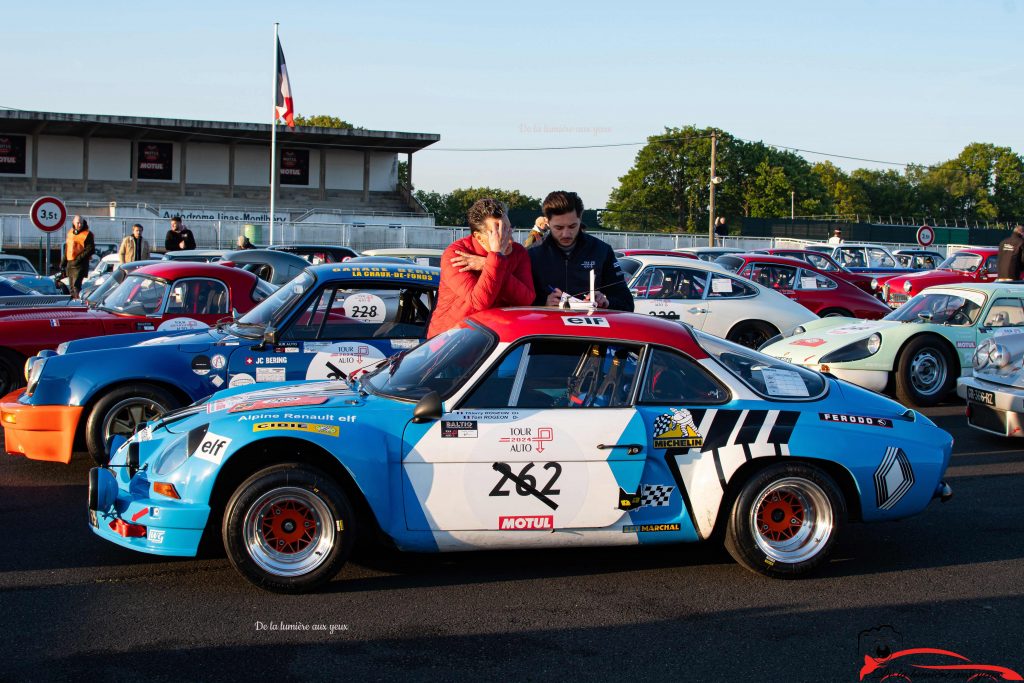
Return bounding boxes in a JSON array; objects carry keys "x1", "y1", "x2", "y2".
[{"x1": 967, "y1": 386, "x2": 996, "y2": 406}]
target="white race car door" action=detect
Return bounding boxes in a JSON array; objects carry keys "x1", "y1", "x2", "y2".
[
  {"x1": 402, "y1": 337, "x2": 649, "y2": 537},
  {"x1": 630, "y1": 265, "x2": 710, "y2": 329}
]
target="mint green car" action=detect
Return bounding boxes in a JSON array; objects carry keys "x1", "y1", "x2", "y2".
[{"x1": 761, "y1": 284, "x2": 1024, "y2": 407}]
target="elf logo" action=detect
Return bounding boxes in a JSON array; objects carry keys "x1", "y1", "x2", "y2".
[
  {"x1": 498, "y1": 515, "x2": 554, "y2": 530},
  {"x1": 193, "y1": 431, "x2": 232, "y2": 465},
  {"x1": 562, "y1": 316, "x2": 609, "y2": 327}
]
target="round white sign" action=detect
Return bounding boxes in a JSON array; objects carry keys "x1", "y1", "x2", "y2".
[
  {"x1": 30, "y1": 196, "x2": 67, "y2": 233},
  {"x1": 916, "y1": 224, "x2": 935, "y2": 247},
  {"x1": 340, "y1": 293, "x2": 387, "y2": 323}
]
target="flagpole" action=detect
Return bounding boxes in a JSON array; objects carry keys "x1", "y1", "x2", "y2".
[{"x1": 269, "y1": 22, "x2": 279, "y2": 246}]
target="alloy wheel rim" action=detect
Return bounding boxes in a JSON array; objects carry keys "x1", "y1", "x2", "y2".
[
  {"x1": 750, "y1": 477, "x2": 834, "y2": 563},
  {"x1": 244, "y1": 487, "x2": 335, "y2": 577},
  {"x1": 102, "y1": 398, "x2": 166, "y2": 442},
  {"x1": 910, "y1": 350, "x2": 946, "y2": 395}
]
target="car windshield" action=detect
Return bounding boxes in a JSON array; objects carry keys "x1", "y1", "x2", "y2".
[
  {"x1": 714, "y1": 255, "x2": 745, "y2": 272},
  {"x1": 364, "y1": 325, "x2": 494, "y2": 401},
  {"x1": 885, "y1": 291, "x2": 984, "y2": 326},
  {"x1": 233, "y1": 270, "x2": 314, "y2": 331},
  {"x1": 937, "y1": 253, "x2": 982, "y2": 272},
  {"x1": 0, "y1": 258, "x2": 35, "y2": 274},
  {"x1": 100, "y1": 274, "x2": 169, "y2": 315},
  {"x1": 694, "y1": 330, "x2": 827, "y2": 399}
]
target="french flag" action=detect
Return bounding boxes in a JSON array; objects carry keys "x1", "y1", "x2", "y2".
[{"x1": 275, "y1": 37, "x2": 295, "y2": 128}]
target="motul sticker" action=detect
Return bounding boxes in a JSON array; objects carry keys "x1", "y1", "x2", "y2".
[
  {"x1": 497, "y1": 515, "x2": 554, "y2": 530},
  {"x1": 562, "y1": 316, "x2": 609, "y2": 327},
  {"x1": 956, "y1": 341, "x2": 976, "y2": 348}
]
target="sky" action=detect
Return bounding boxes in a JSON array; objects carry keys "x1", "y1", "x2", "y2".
[{"x1": 5, "y1": 0, "x2": 1023, "y2": 208}]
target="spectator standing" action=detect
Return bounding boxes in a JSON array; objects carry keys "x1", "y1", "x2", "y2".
[
  {"x1": 714, "y1": 217, "x2": 729, "y2": 245},
  {"x1": 427, "y1": 198, "x2": 535, "y2": 338},
  {"x1": 164, "y1": 216, "x2": 196, "y2": 252},
  {"x1": 524, "y1": 216, "x2": 549, "y2": 247},
  {"x1": 996, "y1": 224, "x2": 1024, "y2": 281},
  {"x1": 60, "y1": 215, "x2": 95, "y2": 298},
  {"x1": 118, "y1": 224, "x2": 152, "y2": 263},
  {"x1": 827, "y1": 228, "x2": 843, "y2": 245},
  {"x1": 236, "y1": 235, "x2": 256, "y2": 249},
  {"x1": 528, "y1": 191, "x2": 633, "y2": 311}
]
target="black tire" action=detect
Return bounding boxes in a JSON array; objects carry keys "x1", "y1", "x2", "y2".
[
  {"x1": 0, "y1": 349, "x2": 26, "y2": 397},
  {"x1": 727, "y1": 321, "x2": 777, "y2": 349},
  {"x1": 222, "y1": 463, "x2": 355, "y2": 593},
  {"x1": 724, "y1": 462, "x2": 845, "y2": 578},
  {"x1": 894, "y1": 336, "x2": 955, "y2": 407},
  {"x1": 84, "y1": 383, "x2": 180, "y2": 464},
  {"x1": 818, "y1": 308, "x2": 852, "y2": 318}
]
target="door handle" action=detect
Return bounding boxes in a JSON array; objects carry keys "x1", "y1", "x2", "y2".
[
  {"x1": 597, "y1": 443, "x2": 644, "y2": 455},
  {"x1": 688, "y1": 307, "x2": 709, "y2": 314}
]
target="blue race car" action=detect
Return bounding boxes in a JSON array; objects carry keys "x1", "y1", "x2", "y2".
[
  {"x1": 89, "y1": 308, "x2": 953, "y2": 593},
  {"x1": 15, "y1": 262, "x2": 437, "y2": 464}
]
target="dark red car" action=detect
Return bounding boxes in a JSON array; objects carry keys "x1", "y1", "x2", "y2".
[
  {"x1": 716, "y1": 254, "x2": 892, "y2": 319},
  {"x1": 881, "y1": 248, "x2": 999, "y2": 308},
  {"x1": 0, "y1": 262, "x2": 272, "y2": 395},
  {"x1": 754, "y1": 248, "x2": 876, "y2": 294}
]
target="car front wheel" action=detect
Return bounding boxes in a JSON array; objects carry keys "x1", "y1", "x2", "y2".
[
  {"x1": 223, "y1": 464, "x2": 355, "y2": 593},
  {"x1": 894, "y1": 336, "x2": 954, "y2": 407},
  {"x1": 724, "y1": 462, "x2": 845, "y2": 578},
  {"x1": 85, "y1": 384, "x2": 180, "y2": 464}
]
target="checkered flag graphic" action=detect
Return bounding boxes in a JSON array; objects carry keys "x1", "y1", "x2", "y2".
[
  {"x1": 640, "y1": 484, "x2": 674, "y2": 507},
  {"x1": 653, "y1": 413, "x2": 673, "y2": 436}
]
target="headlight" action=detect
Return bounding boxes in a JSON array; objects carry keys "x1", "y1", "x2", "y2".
[
  {"x1": 791, "y1": 326, "x2": 806, "y2": 336},
  {"x1": 989, "y1": 344, "x2": 1012, "y2": 368},
  {"x1": 25, "y1": 358, "x2": 46, "y2": 396},
  {"x1": 56, "y1": 342, "x2": 69, "y2": 355},
  {"x1": 871, "y1": 278, "x2": 879, "y2": 291},
  {"x1": 904, "y1": 281, "x2": 913, "y2": 293},
  {"x1": 150, "y1": 432, "x2": 189, "y2": 476},
  {"x1": 974, "y1": 340, "x2": 994, "y2": 370},
  {"x1": 819, "y1": 334, "x2": 882, "y2": 363}
]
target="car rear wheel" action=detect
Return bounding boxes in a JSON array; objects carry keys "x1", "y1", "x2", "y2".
[
  {"x1": 85, "y1": 384, "x2": 180, "y2": 464},
  {"x1": 727, "y1": 321, "x2": 777, "y2": 349},
  {"x1": 0, "y1": 349, "x2": 26, "y2": 397},
  {"x1": 894, "y1": 336, "x2": 954, "y2": 407},
  {"x1": 724, "y1": 462, "x2": 844, "y2": 578},
  {"x1": 223, "y1": 464, "x2": 355, "y2": 593}
]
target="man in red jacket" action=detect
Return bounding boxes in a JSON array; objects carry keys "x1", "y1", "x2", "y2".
[{"x1": 427, "y1": 198, "x2": 535, "y2": 338}]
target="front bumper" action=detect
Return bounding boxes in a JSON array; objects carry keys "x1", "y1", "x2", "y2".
[
  {"x1": 957, "y1": 377, "x2": 1024, "y2": 437},
  {"x1": 811, "y1": 366, "x2": 890, "y2": 393},
  {"x1": 88, "y1": 467, "x2": 209, "y2": 556},
  {"x1": 1, "y1": 388, "x2": 83, "y2": 463}
]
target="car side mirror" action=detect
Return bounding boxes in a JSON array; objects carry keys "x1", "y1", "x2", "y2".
[
  {"x1": 412, "y1": 390, "x2": 442, "y2": 423},
  {"x1": 977, "y1": 268, "x2": 988, "y2": 277}
]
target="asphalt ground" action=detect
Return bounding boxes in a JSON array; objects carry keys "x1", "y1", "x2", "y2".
[{"x1": 0, "y1": 401, "x2": 1021, "y2": 682}]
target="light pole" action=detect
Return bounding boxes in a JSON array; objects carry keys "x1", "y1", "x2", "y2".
[{"x1": 791, "y1": 191, "x2": 795, "y2": 220}]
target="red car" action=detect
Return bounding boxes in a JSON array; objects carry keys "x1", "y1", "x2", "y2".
[
  {"x1": 716, "y1": 254, "x2": 892, "y2": 319},
  {"x1": 754, "y1": 248, "x2": 876, "y2": 294},
  {"x1": 881, "y1": 248, "x2": 999, "y2": 308},
  {"x1": 616, "y1": 249, "x2": 697, "y2": 280},
  {"x1": 0, "y1": 262, "x2": 272, "y2": 395}
]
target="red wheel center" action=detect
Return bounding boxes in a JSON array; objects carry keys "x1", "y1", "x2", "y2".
[
  {"x1": 756, "y1": 491, "x2": 805, "y2": 541},
  {"x1": 260, "y1": 500, "x2": 317, "y2": 554}
]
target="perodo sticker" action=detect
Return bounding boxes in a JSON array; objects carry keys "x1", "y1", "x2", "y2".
[
  {"x1": 653, "y1": 409, "x2": 703, "y2": 449},
  {"x1": 340, "y1": 292, "x2": 387, "y2": 323},
  {"x1": 191, "y1": 355, "x2": 211, "y2": 376},
  {"x1": 193, "y1": 431, "x2": 232, "y2": 465},
  {"x1": 253, "y1": 422, "x2": 340, "y2": 437},
  {"x1": 228, "y1": 395, "x2": 329, "y2": 413},
  {"x1": 819, "y1": 413, "x2": 892, "y2": 428},
  {"x1": 562, "y1": 316, "x2": 609, "y2": 327},
  {"x1": 617, "y1": 484, "x2": 675, "y2": 511},
  {"x1": 442, "y1": 420, "x2": 478, "y2": 438}
]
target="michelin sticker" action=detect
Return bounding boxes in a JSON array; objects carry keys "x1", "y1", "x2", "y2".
[
  {"x1": 653, "y1": 409, "x2": 704, "y2": 449},
  {"x1": 158, "y1": 318, "x2": 208, "y2": 332},
  {"x1": 305, "y1": 344, "x2": 387, "y2": 380}
]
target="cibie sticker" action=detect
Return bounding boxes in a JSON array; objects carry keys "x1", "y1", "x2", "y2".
[
  {"x1": 158, "y1": 318, "x2": 209, "y2": 332},
  {"x1": 253, "y1": 422, "x2": 340, "y2": 437},
  {"x1": 193, "y1": 431, "x2": 232, "y2": 465},
  {"x1": 562, "y1": 316, "x2": 609, "y2": 327},
  {"x1": 653, "y1": 408, "x2": 703, "y2": 449},
  {"x1": 340, "y1": 293, "x2": 387, "y2": 323}
]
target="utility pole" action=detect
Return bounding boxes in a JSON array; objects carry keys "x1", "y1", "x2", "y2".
[
  {"x1": 791, "y1": 191, "x2": 795, "y2": 220},
  {"x1": 708, "y1": 131, "x2": 717, "y2": 247}
]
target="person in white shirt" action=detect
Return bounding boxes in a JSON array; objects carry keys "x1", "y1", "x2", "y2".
[{"x1": 827, "y1": 228, "x2": 843, "y2": 245}]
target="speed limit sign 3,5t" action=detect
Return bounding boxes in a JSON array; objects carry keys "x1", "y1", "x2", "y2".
[
  {"x1": 29, "y1": 196, "x2": 67, "y2": 233},
  {"x1": 916, "y1": 224, "x2": 935, "y2": 248}
]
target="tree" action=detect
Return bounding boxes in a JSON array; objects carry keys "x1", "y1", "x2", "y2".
[
  {"x1": 292, "y1": 114, "x2": 358, "y2": 129},
  {"x1": 810, "y1": 161, "x2": 870, "y2": 218},
  {"x1": 398, "y1": 160, "x2": 411, "y2": 189},
  {"x1": 414, "y1": 187, "x2": 541, "y2": 226}
]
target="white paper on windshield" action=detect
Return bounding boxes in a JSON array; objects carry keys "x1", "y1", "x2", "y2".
[
  {"x1": 759, "y1": 368, "x2": 810, "y2": 397},
  {"x1": 800, "y1": 277, "x2": 819, "y2": 290},
  {"x1": 712, "y1": 278, "x2": 733, "y2": 293}
]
